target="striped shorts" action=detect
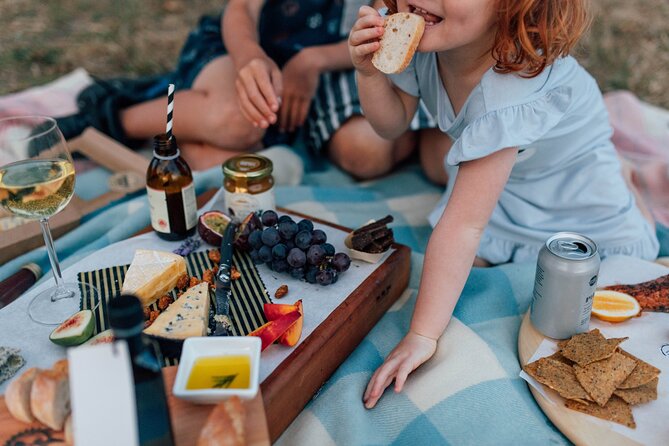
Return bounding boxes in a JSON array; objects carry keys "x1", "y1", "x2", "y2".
[{"x1": 306, "y1": 70, "x2": 437, "y2": 152}]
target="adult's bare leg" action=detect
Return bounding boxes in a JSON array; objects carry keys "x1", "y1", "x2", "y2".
[
  {"x1": 121, "y1": 56, "x2": 263, "y2": 151},
  {"x1": 418, "y1": 128, "x2": 452, "y2": 186},
  {"x1": 328, "y1": 116, "x2": 415, "y2": 180}
]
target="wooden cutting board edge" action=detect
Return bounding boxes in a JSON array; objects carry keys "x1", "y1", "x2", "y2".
[
  {"x1": 0, "y1": 366, "x2": 270, "y2": 446},
  {"x1": 518, "y1": 312, "x2": 640, "y2": 446}
]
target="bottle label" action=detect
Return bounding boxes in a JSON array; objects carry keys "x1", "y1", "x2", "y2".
[
  {"x1": 182, "y1": 181, "x2": 197, "y2": 230},
  {"x1": 224, "y1": 189, "x2": 275, "y2": 219},
  {"x1": 147, "y1": 186, "x2": 171, "y2": 233}
]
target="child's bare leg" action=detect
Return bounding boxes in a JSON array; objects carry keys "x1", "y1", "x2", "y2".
[
  {"x1": 419, "y1": 128, "x2": 452, "y2": 186},
  {"x1": 121, "y1": 56, "x2": 264, "y2": 151},
  {"x1": 473, "y1": 257, "x2": 491, "y2": 267},
  {"x1": 179, "y1": 141, "x2": 261, "y2": 171},
  {"x1": 328, "y1": 116, "x2": 415, "y2": 179}
]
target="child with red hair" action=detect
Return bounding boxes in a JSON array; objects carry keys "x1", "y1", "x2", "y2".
[{"x1": 350, "y1": 0, "x2": 659, "y2": 408}]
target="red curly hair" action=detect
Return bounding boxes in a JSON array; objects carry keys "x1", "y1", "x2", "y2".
[
  {"x1": 493, "y1": 0, "x2": 591, "y2": 77},
  {"x1": 382, "y1": 0, "x2": 591, "y2": 78}
]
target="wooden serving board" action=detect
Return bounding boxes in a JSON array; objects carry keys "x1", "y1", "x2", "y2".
[
  {"x1": 519, "y1": 312, "x2": 639, "y2": 446},
  {"x1": 0, "y1": 366, "x2": 270, "y2": 446},
  {"x1": 140, "y1": 191, "x2": 412, "y2": 442}
]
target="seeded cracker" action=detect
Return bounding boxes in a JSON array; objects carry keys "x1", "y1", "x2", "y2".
[
  {"x1": 614, "y1": 378, "x2": 659, "y2": 405},
  {"x1": 617, "y1": 349, "x2": 661, "y2": 389},
  {"x1": 546, "y1": 350, "x2": 574, "y2": 366},
  {"x1": 560, "y1": 329, "x2": 627, "y2": 366},
  {"x1": 574, "y1": 352, "x2": 637, "y2": 406},
  {"x1": 523, "y1": 357, "x2": 592, "y2": 404},
  {"x1": 565, "y1": 395, "x2": 636, "y2": 428}
]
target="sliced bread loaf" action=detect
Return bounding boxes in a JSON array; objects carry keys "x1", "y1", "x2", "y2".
[{"x1": 372, "y1": 12, "x2": 425, "y2": 74}]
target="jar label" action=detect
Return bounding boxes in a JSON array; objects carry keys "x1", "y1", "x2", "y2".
[
  {"x1": 147, "y1": 186, "x2": 171, "y2": 233},
  {"x1": 224, "y1": 189, "x2": 275, "y2": 218}
]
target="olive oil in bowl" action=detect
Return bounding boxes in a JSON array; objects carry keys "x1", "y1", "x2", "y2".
[{"x1": 186, "y1": 355, "x2": 251, "y2": 390}]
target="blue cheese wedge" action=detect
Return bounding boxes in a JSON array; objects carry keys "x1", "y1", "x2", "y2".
[
  {"x1": 143, "y1": 282, "x2": 210, "y2": 339},
  {"x1": 121, "y1": 249, "x2": 187, "y2": 306}
]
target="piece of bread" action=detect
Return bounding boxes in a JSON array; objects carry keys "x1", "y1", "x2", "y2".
[
  {"x1": 197, "y1": 396, "x2": 246, "y2": 446},
  {"x1": 5, "y1": 367, "x2": 41, "y2": 423},
  {"x1": 121, "y1": 249, "x2": 187, "y2": 306},
  {"x1": 372, "y1": 13, "x2": 425, "y2": 74},
  {"x1": 30, "y1": 367, "x2": 70, "y2": 430}
]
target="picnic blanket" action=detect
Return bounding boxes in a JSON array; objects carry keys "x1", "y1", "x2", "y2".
[{"x1": 1, "y1": 71, "x2": 669, "y2": 445}]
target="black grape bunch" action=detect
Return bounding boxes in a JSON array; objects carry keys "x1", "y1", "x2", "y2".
[{"x1": 241, "y1": 210, "x2": 351, "y2": 286}]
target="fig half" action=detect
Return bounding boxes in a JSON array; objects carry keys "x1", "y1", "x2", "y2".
[{"x1": 234, "y1": 211, "x2": 262, "y2": 251}]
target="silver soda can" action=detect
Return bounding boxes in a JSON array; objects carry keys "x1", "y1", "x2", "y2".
[{"x1": 530, "y1": 232, "x2": 601, "y2": 339}]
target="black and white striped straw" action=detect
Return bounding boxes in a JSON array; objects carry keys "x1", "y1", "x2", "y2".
[{"x1": 166, "y1": 83, "x2": 175, "y2": 140}]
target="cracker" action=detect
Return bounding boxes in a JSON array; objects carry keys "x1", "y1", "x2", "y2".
[
  {"x1": 574, "y1": 352, "x2": 637, "y2": 406},
  {"x1": 524, "y1": 357, "x2": 592, "y2": 404},
  {"x1": 617, "y1": 349, "x2": 661, "y2": 389},
  {"x1": 561, "y1": 329, "x2": 627, "y2": 366},
  {"x1": 565, "y1": 395, "x2": 636, "y2": 428},
  {"x1": 547, "y1": 350, "x2": 574, "y2": 366},
  {"x1": 614, "y1": 378, "x2": 658, "y2": 405}
]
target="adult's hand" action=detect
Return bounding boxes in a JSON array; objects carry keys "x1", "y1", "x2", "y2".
[
  {"x1": 278, "y1": 49, "x2": 321, "y2": 133},
  {"x1": 235, "y1": 56, "x2": 283, "y2": 129}
]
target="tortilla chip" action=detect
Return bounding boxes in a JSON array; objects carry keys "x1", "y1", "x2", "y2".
[
  {"x1": 617, "y1": 349, "x2": 661, "y2": 389},
  {"x1": 524, "y1": 357, "x2": 592, "y2": 404},
  {"x1": 565, "y1": 395, "x2": 636, "y2": 428},
  {"x1": 561, "y1": 329, "x2": 627, "y2": 366},
  {"x1": 574, "y1": 352, "x2": 637, "y2": 406},
  {"x1": 614, "y1": 378, "x2": 658, "y2": 405}
]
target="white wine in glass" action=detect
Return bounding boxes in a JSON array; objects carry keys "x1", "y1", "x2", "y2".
[{"x1": 0, "y1": 116, "x2": 98, "y2": 325}]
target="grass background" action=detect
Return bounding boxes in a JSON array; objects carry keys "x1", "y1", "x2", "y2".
[{"x1": 1, "y1": 0, "x2": 668, "y2": 108}]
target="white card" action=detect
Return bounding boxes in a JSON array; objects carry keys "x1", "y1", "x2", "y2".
[{"x1": 68, "y1": 341, "x2": 139, "y2": 446}]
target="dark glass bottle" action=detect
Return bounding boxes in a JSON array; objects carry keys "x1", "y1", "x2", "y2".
[
  {"x1": 108, "y1": 295, "x2": 175, "y2": 446},
  {"x1": 146, "y1": 134, "x2": 197, "y2": 241}
]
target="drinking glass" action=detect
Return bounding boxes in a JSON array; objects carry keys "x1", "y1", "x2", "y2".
[{"x1": 0, "y1": 116, "x2": 98, "y2": 325}]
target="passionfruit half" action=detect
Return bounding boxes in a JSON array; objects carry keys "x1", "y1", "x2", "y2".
[{"x1": 198, "y1": 210, "x2": 232, "y2": 246}]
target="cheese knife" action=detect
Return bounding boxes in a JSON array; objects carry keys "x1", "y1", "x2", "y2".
[{"x1": 213, "y1": 222, "x2": 238, "y2": 336}]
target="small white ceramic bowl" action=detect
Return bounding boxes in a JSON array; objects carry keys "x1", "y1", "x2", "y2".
[{"x1": 173, "y1": 336, "x2": 261, "y2": 404}]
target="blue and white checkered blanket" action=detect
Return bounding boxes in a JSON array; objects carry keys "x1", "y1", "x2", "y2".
[{"x1": 2, "y1": 160, "x2": 668, "y2": 445}]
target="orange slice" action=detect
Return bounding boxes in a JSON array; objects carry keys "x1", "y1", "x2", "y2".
[{"x1": 591, "y1": 290, "x2": 641, "y2": 323}]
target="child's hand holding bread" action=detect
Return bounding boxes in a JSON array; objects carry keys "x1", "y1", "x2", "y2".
[{"x1": 349, "y1": 5, "x2": 425, "y2": 76}]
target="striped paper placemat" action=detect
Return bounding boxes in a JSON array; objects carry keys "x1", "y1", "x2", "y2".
[{"x1": 77, "y1": 250, "x2": 270, "y2": 362}]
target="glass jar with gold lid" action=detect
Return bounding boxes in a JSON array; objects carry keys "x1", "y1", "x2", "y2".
[{"x1": 222, "y1": 154, "x2": 275, "y2": 218}]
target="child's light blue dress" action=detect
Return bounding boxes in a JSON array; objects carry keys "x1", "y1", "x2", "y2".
[{"x1": 389, "y1": 54, "x2": 659, "y2": 263}]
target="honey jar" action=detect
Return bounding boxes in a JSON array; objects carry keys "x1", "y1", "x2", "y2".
[{"x1": 222, "y1": 154, "x2": 275, "y2": 218}]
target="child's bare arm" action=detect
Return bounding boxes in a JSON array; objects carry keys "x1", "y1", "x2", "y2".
[
  {"x1": 223, "y1": 0, "x2": 281, "y2": 128},
  {"x1": 364, "y1": 147, "x2": 519, "y2": 409},
  {"x1": 411, "y1": 147, "x2": 519, "y2": 338},
  {"x1": 349, "y1": 6, "x2": 418, "y2": 139}
]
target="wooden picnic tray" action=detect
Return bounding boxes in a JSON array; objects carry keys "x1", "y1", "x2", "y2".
[
  {"x1": 0, "y1": 366, "x2": 270, "y2": 446},
  {"x1": 135, "y1": 189, "x2": 412, "y2": 442}
]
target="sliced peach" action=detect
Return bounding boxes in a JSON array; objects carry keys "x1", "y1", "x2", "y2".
[
  {"x1": 278, "y1": 301, "x2": 303, "y2": 347},
  {"x1": 264, "y1": 300, "x2": 302, "y2": 320},
  {"x1": 248, "y1": 311, "x2": 301, "y2": 351}
]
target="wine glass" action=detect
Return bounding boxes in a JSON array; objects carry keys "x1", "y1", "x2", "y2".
[{"x1": 0, "y1": 116, "x2": 98, "y2": 325}]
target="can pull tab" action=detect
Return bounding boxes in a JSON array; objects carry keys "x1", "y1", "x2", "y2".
[{"x1": 557, "y1": 241, "x2": 588, "y2": 253}]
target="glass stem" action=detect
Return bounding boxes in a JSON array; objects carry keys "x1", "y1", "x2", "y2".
[{"x1": 39, "y1": 218, "x2": 72, "y2": 301}]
